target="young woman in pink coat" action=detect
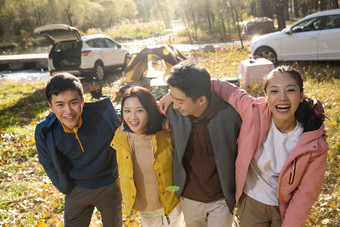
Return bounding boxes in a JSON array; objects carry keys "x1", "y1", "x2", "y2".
[{"x1": 211, "y1": 66, "x2": 328, "y2": 227}]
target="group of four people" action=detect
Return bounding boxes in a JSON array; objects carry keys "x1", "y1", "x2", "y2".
[{"x1": 35, "y1": 60, "x2": 328, "y2": 227}]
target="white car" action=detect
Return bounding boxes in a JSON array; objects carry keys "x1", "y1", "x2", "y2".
[
  {"x1": 250, "y1": 9, "x2": 340, "y2": 63},
  {"x1": 34, "y1": 24, "x2": 131, "y2": 80}
]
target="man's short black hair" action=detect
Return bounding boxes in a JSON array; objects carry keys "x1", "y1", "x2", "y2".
[
  {"x1": 166, "y1": 60, "x2": 211, "y2": 102},
  {"x1": 45, "y1": 73, "x2": 83, "y2": 103}
]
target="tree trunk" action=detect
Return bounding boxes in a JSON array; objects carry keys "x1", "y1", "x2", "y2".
[
  {"x1": 206, "y1": 10, "x2": 212, "y2": 31},
  {"x1": 216, "y1": 0, "x2": 226, "y2": 41},
  {"x1": 284, "y1": 0, "x2": 289, "y2": 21},
  {"x1": 334, "y1": 0, "x2": 340, "y2": 9},
  {"x1": 182, "y1": 12, "x2": 193, "y2": 43},
  {"x1": 301, "y1": 2, "x2": 308, "y2": 16},
  {"x1": 313, "y1": 0, "x2": 319, "y2": 12},
  {"x1": 64, "y1": 1, "x2": 73, "y2": 26},
  {"x1": 188, "y1": 0, "x2": 197, "y2": 41},
  {"x1": 320, "y1": 0, "x2": 327, "y2": 10},
  {"x1": 229, "y1": 1, "x2": 244, "y2": 48},
  {"x1": 225, "y1": 2, "x2": 231, "y2": 39},
  {"x1": 251, "y1": 0, "x2": 257, "y2": 17},
  {"x1": 0, "y1": 1, "x2": 4, "y2": 37},
  {"x1": 260, "y1": 0, "x2": 274, "y2": 18},
  {"x1": 293, "y1": 0, "x2": 299, "y2": 18},
  {"x1": 275, "y1": 0, "x2": 286, "y2": 30}
]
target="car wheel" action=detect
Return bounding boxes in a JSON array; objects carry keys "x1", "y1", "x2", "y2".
[
  {"x1": 94, "y1": 62, "x2": 104, "y2": 80},
  {"x1": 254, "y1": 47, "x2": 277, "y2": 64},
  {"x1": 123, "y1": 54, "x2": 131, "y2": 69}
]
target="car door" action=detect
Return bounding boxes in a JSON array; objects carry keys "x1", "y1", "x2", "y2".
[
  {"x1": 94, "y1": 38, "x2": 112, "y2": 66},
  {"x1": 280, "y1": 17, "x2": 322, "y2": 60},
  {"x1": 104, "y1": 38, "x2": 126, "y2": 66},
  {"x1": 317, "y1": 14, "x2": 340, "y2": 60},
  {"x1": 34, "y1": 24, "x2": 82, "y2": 44}
]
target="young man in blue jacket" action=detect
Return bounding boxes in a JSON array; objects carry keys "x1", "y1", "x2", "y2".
[
  {"x1": 35, "y1": 73, "x2": 121, "y2": 227},
  {"x1": 160, "y1": 61, "x2": 241, "y2": 227}
]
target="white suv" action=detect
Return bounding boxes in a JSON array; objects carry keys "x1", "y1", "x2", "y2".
[
  {"x1": 250, "y1": 9, "x2": 340, "y2": 63},
  {"x1": 34, "y1": 24, "x2": 130, "y2": 80}
]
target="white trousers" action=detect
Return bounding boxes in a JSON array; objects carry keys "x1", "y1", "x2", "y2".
[
  {"x1": 180, "y1": 197, "x2": 233, "y2": 227},
  {"x1": 139, "y1": 204, "x2": 185, "y2": 227}
]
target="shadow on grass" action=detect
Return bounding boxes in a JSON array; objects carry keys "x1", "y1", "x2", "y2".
[
  {"x1": 0, "y1": 87, "x2": 48, "y2": 130},
  {"x1": 0, "y1": 69, "x2": 124, "y2": 130}
]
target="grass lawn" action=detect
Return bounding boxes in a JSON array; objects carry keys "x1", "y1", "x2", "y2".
[{"x1": 0, "y1": 45, "x2": 339, "y2": 226}]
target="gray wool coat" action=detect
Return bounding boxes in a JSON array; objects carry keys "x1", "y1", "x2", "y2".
[{"x1": 167, "y1": 99, "x2": 242, "y2": 212}]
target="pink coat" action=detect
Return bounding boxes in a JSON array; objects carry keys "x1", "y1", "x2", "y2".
[{"x1": 212, "y1": 79, "x2": 328, "y2": 227}]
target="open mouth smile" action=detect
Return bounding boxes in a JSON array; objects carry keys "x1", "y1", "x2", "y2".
[
  {"x1": 64, "y1": 115, "x2": 76, "y2": 120},
  {"x1": 129, "y1": 121, "x2": 140, "y2": 127},
  {"x1": 276, "y1": 104, "x2": 290, "y2": 112}
]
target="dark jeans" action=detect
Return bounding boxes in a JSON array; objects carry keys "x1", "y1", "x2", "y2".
[{"x1": 64, "y1": 181, "x2": 122, "y2": 227}]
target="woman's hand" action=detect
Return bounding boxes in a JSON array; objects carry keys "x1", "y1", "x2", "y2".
[
  {"x1": 162, "y1": 118, "x2": 172, "y2": 133},
  {"x1": 159, "y1": 93, "x2": 172, "y2": 115}
]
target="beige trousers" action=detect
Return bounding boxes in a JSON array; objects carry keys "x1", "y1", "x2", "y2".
[
  {"x1": 180, "y1": 197, "x2": 234, "y2": 227},
  {"x1": 238, "y1": 193, "x2": 282, "y2": 227},
  {"x1": 139, "y1": 204, "x2": 185, "y2": 227}
]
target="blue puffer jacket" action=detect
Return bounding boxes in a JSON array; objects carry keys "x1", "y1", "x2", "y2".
[{"x1": 35, "y1": 98, "x2": 119, "y2": 194}]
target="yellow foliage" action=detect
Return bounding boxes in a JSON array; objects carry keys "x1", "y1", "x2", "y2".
[{"x1": 36, "y1": 221, "x2": 47, "y2": 227}]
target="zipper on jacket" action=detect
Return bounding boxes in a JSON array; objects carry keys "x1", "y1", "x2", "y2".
[
  {"x1": 164, "y1": 213, "x2": 170, "y2": 225},
  {"x1": 289, "y1": 158, "x2": 297, "y2": 185},
  {"x1": 61, "y1": 119, "x2": 84, "y2": 152}
]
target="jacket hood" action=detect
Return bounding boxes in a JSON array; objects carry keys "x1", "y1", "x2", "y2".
[
  {"x1": 301, "y1": 124, "x2": 326, "y2": 144},
  {"x1": 284, "y1": 123, "x2": 327, "y2": 166},
  {"x1": 44, "y1": 112, "x2": 58, "y2": 129}
]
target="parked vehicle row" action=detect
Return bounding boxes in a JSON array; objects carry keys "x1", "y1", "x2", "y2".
[{"x1": 34, "y1": 9, "x2": 340, "y2": 79}]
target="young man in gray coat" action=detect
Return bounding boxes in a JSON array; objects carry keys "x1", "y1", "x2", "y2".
[{"x1": 160, "y1": 61, "x2": 241, "y2": 227}]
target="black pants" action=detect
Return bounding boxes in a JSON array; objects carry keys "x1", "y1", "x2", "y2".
[{"x1": 64, "y1": 181, "x2": 122, "y2": 227}]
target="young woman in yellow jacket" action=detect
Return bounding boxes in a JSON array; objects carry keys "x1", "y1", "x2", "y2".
[{"x1": 111, "y1": 86, "x2": 184, "y2": 227}]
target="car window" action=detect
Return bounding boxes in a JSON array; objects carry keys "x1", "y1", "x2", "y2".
[
  {"x1": 86, "y1": 39, "x2": 95, "y2": 48},
  {"x1": 55, "y1": 42, "x2": 78, "y2": 51},
  {"x1": 291, "y1": 17, "x2": 322, "y2": 33},
  {"x1": 86, "y1": 39, "x2": 99, "y2": 48},
  {"x1": 86, "y1": 39, "x2": 108, "y2": 48},
  {"x1": 105, "y1": 38, "x2": 118, "y2": 49},
  {"x1": 324, "y1": 14, "x2": 340, "y2": 29},
  {"x1": 98, "y1": 39, "x2": 109, "y2": 48}
]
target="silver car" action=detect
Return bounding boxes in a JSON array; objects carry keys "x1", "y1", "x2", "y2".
[
  {"x1": 34, "y1": 24, "x2": 131, "y2": 80},
  {"x1": 250, "y1": 9, "x2": 340, "y2": 63}
]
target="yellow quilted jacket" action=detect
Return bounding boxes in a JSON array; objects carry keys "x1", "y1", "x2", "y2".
[{"x1": 111, "y1": 128, "x2": 179, "y2": 215}]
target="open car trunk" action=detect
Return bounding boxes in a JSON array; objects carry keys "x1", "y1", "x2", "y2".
[
  {"x1": 34, "y1": 24, "x2": 83, "y2": 72},
  {"x1": 49, "y1": 41, "x2": 82, "y2": 69}
]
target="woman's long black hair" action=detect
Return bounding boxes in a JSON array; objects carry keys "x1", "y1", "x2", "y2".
[
  {"x1": 263, "y1": 66, "x2": 324, "y2": 132},
  {"x1": 120, "y1": 86, "x2": 163, "y2": 135}
]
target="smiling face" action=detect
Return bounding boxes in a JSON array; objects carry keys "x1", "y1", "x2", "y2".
[
  {"x1": 265, "y1": 72, "x2": 303, "y2": 132},
  {"x1": 49, "y1": 89, "x2": 84, "y2": 131},
  {"x1": 122, "y1": 96, "x2": 148, "y2": 135},
  {"x1": 169, "y1": 86, "x2": 208, "y2": 118}
]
